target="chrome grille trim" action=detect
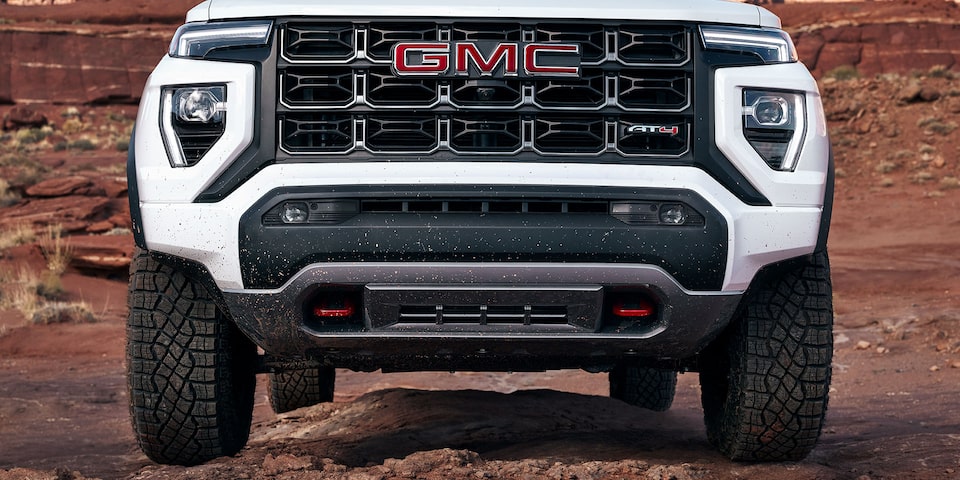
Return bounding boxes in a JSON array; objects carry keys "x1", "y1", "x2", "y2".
[
  {"x1": 279, "y1": 116, "x2": 691, "y2": 157},
  {"x1": 279, "y1": 67, "x2": 691, "y2": 112}
]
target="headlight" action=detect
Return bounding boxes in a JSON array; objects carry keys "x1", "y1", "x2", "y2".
[
  {"x1": 161, "y1": 85, "x2": 226, "y2": 168},
  {"x1": 169, "y1": 20, "x2": 273, "y2": 58},
  {"x1": 742, "y1": 89, "x2": 806, "y2": 171},
  {"x1": 700, "y1": 26, "x2": 797, "y2": 64}
]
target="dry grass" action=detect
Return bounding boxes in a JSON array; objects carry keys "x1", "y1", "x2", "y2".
[
  {"x1": 874, "y1": 161, "x2": 899, "y2": 174},
  {"x1": 0, "y1": 226, "x2": 75, "y2": 307},
  {"x1": 825, "y1": 64, "x2": 859, "y2": 81},
  {"x1": 30, "y1": 301, "x2": 96, "y2": 324},
  {"x1": 0, "y1": 266, "x2": 41, "y2": 319},
  {"x1": 912, "y1": 171, "x2": 936, "y2": 184},
  {"x1": 37, "y1": 225, "x2": 73, "y2": 300},
  {"x1": 0, "y1": 178, "x2": 20, "y2": 208},
  {"x1": 0, "y1": 260, "x2": 97, "y2": 326},
  {"x1": 0, "y1": 224, "x2": 36, "y2": 251},
  {"x1": 39, "y1": 225, "x2": 72, "y2": 275}
]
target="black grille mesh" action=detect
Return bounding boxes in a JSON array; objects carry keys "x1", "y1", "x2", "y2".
[{"x1": 277, "y1": 21, "x2": 692, "y2": 157}]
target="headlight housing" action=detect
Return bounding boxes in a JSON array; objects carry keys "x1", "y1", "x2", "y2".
[
  {"x1": 742, "y1": 89, "x2": 806, "y2": 171},
  {"x1": 161, "y1": 85, "x2": 227, "y2": 168},
  {"x1": 700, "y1": 26, "x2": 797, "y2": 64},
  {"x1": 169, "y1": 20, "x2": 273, "y2": 58}
]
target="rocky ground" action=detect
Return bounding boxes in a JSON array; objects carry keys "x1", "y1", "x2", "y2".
[{"x1": 2, "y1": 1, "x2": 960, "y2": 479}]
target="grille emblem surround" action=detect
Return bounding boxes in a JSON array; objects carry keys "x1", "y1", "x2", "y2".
[{"x1": 392, "y1": 41, "x2": 581, "y2": 78}]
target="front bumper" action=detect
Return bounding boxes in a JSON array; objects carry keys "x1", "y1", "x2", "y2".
[{"x1": 221, "y1": 261, "x2": 742, "y2": 370}]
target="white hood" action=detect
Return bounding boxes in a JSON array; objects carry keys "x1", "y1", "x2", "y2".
[{"x1": 186, "y1": 0, "x2": 780, "y2": 28}]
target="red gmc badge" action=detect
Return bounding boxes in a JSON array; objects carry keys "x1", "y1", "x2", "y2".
[{"x1": 392, "y1": 41, "x2": 581, "y2": 78}]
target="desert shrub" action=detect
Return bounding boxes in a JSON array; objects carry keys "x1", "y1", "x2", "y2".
[
  {"x1": 928, "y1": 122, "x2": 957, "y2": 136},
  {"x1": 940, "y1": 176, "x2": 960, "y2": 190},
  {"x1": 107, "y1": 111, "x2": 132, "y2": 123},
  {"x1": 12, "y1": 166, "x2": 46, "y2": 189},
  {"x1": 61, "y1": 118, "x2": 87, "y2": 134},
  {"x1": 874, "y1": 161, "x2": 899, "y2": 174},
  {"x1": 928, "y1": 65, "x2": 954, "y2": 79},
  {"x1": 67, "y1": 138, "x2": 97, "y2": 151},
  {"x1": 892, "y1": 150, "x2": 914, "y2": 161},
  {"x1": 918, "y1": 144, "x2": 937, "y2": 155},
  {"x1": 911, "y1": 171, "x2": 935, "y2": 184},
  {"x1": 915, "y1": 117, "x2": 956, "y2": 135},
  {"x1": 97, "y1": 163, "x2": 126, "y2": 175},
  {"x1": 825, "y1": 65, "x2": 859, "y2": 81},
  {"x1": 14, "y1": 128, "x2": 48, "y2": 145},
  {"x1": 30, "y1": 302, "x2": 96, "y2": 324},
  {"x1": 0, "y1": 178, "x2": 20, "y2": 208}
]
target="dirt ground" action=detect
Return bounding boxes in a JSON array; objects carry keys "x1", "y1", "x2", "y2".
[
  {"x1": 3, "y1": 172, "x2": 959, "y2": 480},
  {"x1": 2, "y1": 1, "x2": 960, "y2": 479}
]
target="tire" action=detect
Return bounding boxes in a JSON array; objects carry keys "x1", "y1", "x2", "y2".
[
  {"x1": 269, "y1": 366, "x2": 336, "y2": 414},
  {"x1": 609, "y1": 365, "x2": 677, "y2": 412},
  {"x1": 127, "y1": 249, "x2": 257, "y2": 465},
  {"x1": 699, "y1": 251, "x2": 833, "y2": 461}
]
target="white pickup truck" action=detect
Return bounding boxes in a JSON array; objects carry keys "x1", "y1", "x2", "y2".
[{"x1": 126, "y1": 0, "x2": 834, "y2": 465}]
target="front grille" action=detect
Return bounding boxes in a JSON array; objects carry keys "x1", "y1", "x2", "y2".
[{"x1": 277, "y1": 21, "x2": 693, "y2": 158}]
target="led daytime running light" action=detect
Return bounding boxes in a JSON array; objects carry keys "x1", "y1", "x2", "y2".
[
  {"x1": 700, "y1": 26, "x2": 797, "y2": 64},
  {"x1": 170, "y1": 21, "x2": 273, "y2": 58}
]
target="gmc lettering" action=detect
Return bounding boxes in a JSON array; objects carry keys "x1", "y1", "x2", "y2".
[{"x1": 393, "y1": 42, "x2": 581, "y2": 78}]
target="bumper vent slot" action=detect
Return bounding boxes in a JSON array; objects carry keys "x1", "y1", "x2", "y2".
[
  {"x1": 398, "y1": 304, "x2": 569, "y2": 326},
  {"x1": 359, "y1": 198, "x2": 608, "y2": 214},
  {"x1": 364, "y1": 285, "x2": 605, "y2": 332}
]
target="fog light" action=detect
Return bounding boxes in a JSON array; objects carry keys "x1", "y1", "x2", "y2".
[
  {"x1": 610, "y1": 202, "x2": 659, "y2": 225},
  {"x1": 659, "y1": 204, "x2": 686, "y2": 225},
  {"x1": 281, "y1": 202, "x2": 309, "y2": 224}
]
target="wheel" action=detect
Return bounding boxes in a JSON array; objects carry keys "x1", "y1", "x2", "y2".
[
  {"x1": 126, "y1": 249, "x2": 257, "y2": 465},
  {"x1": 699, "y1": 251, "x2": 833, "y2": 461},
  {"x1": 269, "y1": 365, "x2": 336, "y2": 414},
  {"x1": 609, "y1": 364, "x2": 677, "y2": 412}
]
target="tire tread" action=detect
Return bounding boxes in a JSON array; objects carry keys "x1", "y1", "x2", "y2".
[
  {"x1": 700, "y1": 251, "x2": 833, "y2": 461},
  {"x1": 127, "y1": 249, "x2": 256, "y2": 465}
]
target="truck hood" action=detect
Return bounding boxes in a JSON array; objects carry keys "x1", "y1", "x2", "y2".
[{"x1": 186, "y1": 0, "x2": 780, "y2": 28}]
